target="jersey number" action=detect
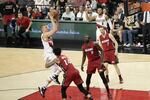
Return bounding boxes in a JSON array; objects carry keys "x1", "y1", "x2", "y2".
[{"x1": 64, "y1": 59, "x2": 71, "y2": 66}]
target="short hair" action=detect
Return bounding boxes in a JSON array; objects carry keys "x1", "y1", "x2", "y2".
[
  {"x1": 18, "y1": 12, "x2": 23, "y2": 15},
  {"x1": 40, "y1": 24, "x2": 47, "y2": 30},
  {"x1": 53, "y1": 48, "x2": 61, "y2": 56},
  {"x1": 84, "y1": 35, "x2": 91, "y2": 39}
]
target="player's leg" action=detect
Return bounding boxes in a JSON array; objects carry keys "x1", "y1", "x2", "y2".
[
  {"x1": 61, "y1": 85, "x2": 68, "y2": 100},
  {"x1": 50, "y1": 64, "x2": 62, "y2": 84},
  {"x1": 86, "y1": 74, "x2": 92, "y2": 91},
  {"x1": 41, "y1": 64, "x2": 61, "y2": 89},
  {"x1": 113, "y1": 64, "x2": 123, "y2": 84},
  {"x1": 74, "y1": 72, "x2": 93, "y2": 100},
  {"x1": 38, "y1": 64, "x2": 61, "y2": 97},
  {"x1": 111, "y1": 51, "x2": 123, "y2": 84},
  {"x1": 77, "y1": 84, "x2": 93, "y2": 100},
  {"x1": 38, "y1": 78, "x2": 51, "y2": 98},
  {"x1": 99, "y1": 70, "x2": 112, "y2": 99},
  {"x1": 104, "y1": 63, "x2": 109, "y2": 82},
  {"x1": 45, "y1": 55, "x2": 62, "y2": 84}
]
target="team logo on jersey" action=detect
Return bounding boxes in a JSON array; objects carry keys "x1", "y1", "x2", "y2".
[
  {"x1": 101, "y1": 39, "x2": 109, "y2": 44},
  {"x1": 85, "y1": 48, "x2": 93, "y2": 52}
]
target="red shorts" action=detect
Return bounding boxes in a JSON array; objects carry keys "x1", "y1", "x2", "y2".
[
  {"x1": 2, "y1": 15, "x2": 15, "y2": 25},
  {"x1": 87, "y1": 58, "x2": 102, "y2": 74},
  {"x1": 63, "y1": 70, "x2": 83, "y2": 87},
  {"x1": 104, "y1": 50, "x2": 119, "y2": 64}
]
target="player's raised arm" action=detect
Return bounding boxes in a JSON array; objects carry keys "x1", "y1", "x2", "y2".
[{"x1": 43, "y1": 10, "x2": 59, "y2": 38}]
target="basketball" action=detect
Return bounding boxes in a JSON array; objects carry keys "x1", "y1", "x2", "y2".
[{"x1": 50, "y1": 9, "x2": 59, "y2": 20}]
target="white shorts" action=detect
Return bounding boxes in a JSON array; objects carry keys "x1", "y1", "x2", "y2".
[
  {"x1": 44, "y1": 52, "x2": 57, "y2": 63},
  {"x1": 49, "y1": 63, "x2": 61, "y2": 76}
]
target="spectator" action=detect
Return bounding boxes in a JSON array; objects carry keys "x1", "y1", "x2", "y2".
[
  {"x1": 73, "y1": 7, "x2": 79, "y2": 20},
  {"x1": 91, "y1": 0, "x2": 97, "y2": 10},
  {"x1": 116, "y1": 4, "x2": 125, "y2": 21},
  {"x1": 82, "y1": 6, "x2": 97, "y2": 22},
  {"x1": 123, "y1": 15, "x2": 140, "y2": 47},
  {"x1": 61, "y1": 6, "x2": 75, "y2": 21},
  {"x1": 85, "y1": 7, "x2": 112, "y2": 40},
  {"x1": 76, "y1": 6, "x2": 84, "y2": 21},
  {"x1": 66, "y1": 0, "x2": 75, "y2": 7},
  {"x1": 112, "y1": 14, "x2": 124, "y2": 43},
  {"x1": 32, "y1": 8, "x2": 42, "y2": 19},
  {"x1": 50, "y1": 0, "x2": 57, "y2": 7},
  {"x1": 26, "y1": 6, "x2": 33, "y2": 18},
  {"x1": 57, "y1": 0, "x2": 67, "y2": 16},
  {"x1": 96, "y1": 0, "x2": 109, "y2": 8},
  {"x1": 0, "y1": 0, "x2": 17, "y2": 44},
  {"x1": 73, "y1": 0, "x2": 86, "y2": 6},
  {"x1": 103, "y1": 8, "x2": 113, "y2": 31},
  {"x1": 26, "y1": 0, "x2": 35, "y2": 8},
  {"x1": 16, "y1": 0, "x2": 34, "y2": 8},
  {"x1": 85, "y1": 0, "x2": 91, "y2": 8},
  {"x1": 17, "y1": 12, "x2": 32, "y2": 46},
  {"x1": 141, "y1": 11, "x2": 150, "y2": 53},
  {"x1": 17, "y1": 3, "x2": 27, "y2": 16}
]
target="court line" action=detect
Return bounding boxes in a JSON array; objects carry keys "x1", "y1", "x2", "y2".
[
  {"x1": 0, "y1": 61, "x2": 150, "y2": 79},
  {"x1": 0, "y1": 88, "x2": 37, "y2": 92}
]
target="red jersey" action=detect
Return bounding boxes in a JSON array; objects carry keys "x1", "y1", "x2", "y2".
[
  {"x1": 99, "y1": 33, "x2": 115, "y2": 52},
  {"x1": 82, "y1": 41, "x2": 100, "y2": 62},
  {"x1": 58, "y1": 55, "x2": 77, "y2": 73},
  {"x1": 17, "y1": 16, "x2": 30, "y2": 28}
]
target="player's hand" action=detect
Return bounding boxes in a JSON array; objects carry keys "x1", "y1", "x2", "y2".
[
  {"x1": 25, "y1": 29, "x2": 29, "y2": 32},
  {"x1": 115, "y1": 51, "x2": 118, "y2": 56},
  {"x1": 81, "y1": 66, "x2": 84, "y2": 72},
  {"x1": 140, "y1": 21, "x2": 144, "y2": 25}
]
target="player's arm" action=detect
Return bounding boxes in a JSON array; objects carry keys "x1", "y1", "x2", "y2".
[
  {"x1": 43, "y1": 12, "x2": 59, "y2": 38},
  {"x1": 26, "y1": 20, "x2": 32, "y2": 32},
  {"x1": 45, "y1": 58, "x2": 59, "y2": 68},
  {"x1": 109, "y1": 33, "x2": 118, "y2": 56},
  {"x1": 81, "y1": 50, "x2": 86, "y2": 71},
  {"x1": 95, "y1": 42, "x2": 104, "y2": 63}
]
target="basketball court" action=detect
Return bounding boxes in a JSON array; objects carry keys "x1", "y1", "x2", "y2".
[{"x1": 0, "y1": 47, "x2": 150, "y2": 100}]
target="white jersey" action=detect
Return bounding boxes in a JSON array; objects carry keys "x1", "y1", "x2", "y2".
[
  {"x1": 96, "y1": 14, "x2": 107, "y2": 27},
  {"x1": 41, "y1": 34, "x2": 56, "y2": 61},
  {"x1": 96, "y1": 14, "x2": 107, "y2": 41}
]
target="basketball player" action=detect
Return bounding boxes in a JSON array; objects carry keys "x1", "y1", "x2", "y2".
[
  {"x1": 52, "y1": 48, "x2": 93, "y2": 100},
  {"x1": 81, "y1": 35, "x2": 112, "y2": 99},
  {"x1": 38, "y1": 10, "x2": 62, "y2": 97},
  {"x1": 85, "y1": 7, "x2": 112, "y2": 41},
  {"x1": 98, "y1": 26, "x2": 123, "y2": 84}
]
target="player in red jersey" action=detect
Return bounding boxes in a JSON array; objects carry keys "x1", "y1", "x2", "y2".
[
  {"x1": 81, "y1": 35, "x2": 111, "y2": 99},
  {"x1": 98, "y1": 26, "x2": 123, "y2": 84},
  {"x1": 51, "y1": 48, "x2": 93, "y2": 100}
]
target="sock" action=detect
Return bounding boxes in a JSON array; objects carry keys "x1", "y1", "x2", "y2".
[
  {"x1": 119, "y1": 75, "x2": 122, "y2": 78},
  {"x1": 106, "y1": 75, "x2": 109, "y2": 78}
]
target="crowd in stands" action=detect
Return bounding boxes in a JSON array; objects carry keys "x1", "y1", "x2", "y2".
[{"x1": 0, "y1": 0, "x2": 149, "y2": 52}]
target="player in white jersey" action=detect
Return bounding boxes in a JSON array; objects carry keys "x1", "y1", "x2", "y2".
[
  {"x1": 38, "y1": 11, "x2": 62, "y2": 98},
  {"x1": 86, "y1": 7, "x2": 112, "y2": 41}
]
